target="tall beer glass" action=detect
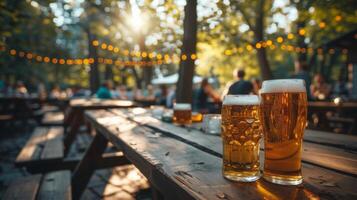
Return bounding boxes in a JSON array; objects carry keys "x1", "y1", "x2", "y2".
[
  {"x1": 221, "y1": 95, "x2": 262, "y2": 182},
  {"x1": 173, "y1": 103, "x2": 192, "y2": 125},
  {"x1": 260, "y1": 79, "x2": 307, "y2": 185}
]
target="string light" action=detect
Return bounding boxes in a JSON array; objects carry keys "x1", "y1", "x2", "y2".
[
  {"x1": 255, "y1": 43, "x2": 262, "y2": 49},
  {"x1": 52, "y1": 58, "x2": 58, "y2": 64},
  {"x1": 164, "y1": 54, "x2": 170, "y2": 60},
  {"x1": 44, "y1": 56, "x2": 50, "y2": 63},
  {"x1": 298, "y1": 29, "x2": 306, "y2": 36},
  {"x1": 36, "y1": 56, "x2": 42, "y2": 62},
  {"x1": 26, "y1": 53, "x2": 33, "y2": 59},
  {"x1": 92, "y1": 40, "x2": 99, "y2": 46},
  {"x1": 335, "y1": 15, "x2": 342, "y2": 22},
  {"x1": 246, "y1": 44, "x2": 253, "y2": 51},
  {"x1": 287, "y1": 33, "x2": 294, "y2": 40},
  {"x1": 59, "y1": 58, "x2": 65, "y2": 64},
  {"x1": 224, "y1": 49, "x2": 232, "y2": 55},
  {"x1": 142, "y1": 52, "x2": 148, "y2": 58},
  {"x1": 276, "y1": 37, "x2": 284, "y2": 43},
  {"x1": 319, "y1": 22, "x2": 326, "y2": 29},
  {"x1": 10, "y1": 49, "x2": 16, "y2": 55}
]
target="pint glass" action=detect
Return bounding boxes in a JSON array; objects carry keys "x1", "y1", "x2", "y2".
[
  {"x1": 173, "y1": 103, "x2": 192, "y2": 125},
  {"x1": 260, "y1": 79, "x2": 307, "y2": 185},
  {"x1": 221, "y1": 95, "x2": 262, "y2": 182}
]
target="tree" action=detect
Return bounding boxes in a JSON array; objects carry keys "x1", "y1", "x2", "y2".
[{"x1": 176, "y1": 0, "x2": 197, "y2": 103}]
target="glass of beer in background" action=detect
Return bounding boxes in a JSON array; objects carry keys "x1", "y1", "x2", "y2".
[
  {"x1": 260, "y1": 79, "x2": 307, "y2": 185},
  {"x1": 221, "y1": 95, "x2": 262, "y2": 182},
  {"x1": 173, "y1": 103, "x2": 192, "y2": 125}
]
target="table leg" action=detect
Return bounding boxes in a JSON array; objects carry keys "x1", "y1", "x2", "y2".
[
  {"x1": 64, "y1": 109, "x2": 83, "y2": 155},
  {"x1": 152, "y1": 187, "x2": 165, "y2": 200},
  {"x1": 71, "y1": 130, "x2": 108, "y2": 200}
]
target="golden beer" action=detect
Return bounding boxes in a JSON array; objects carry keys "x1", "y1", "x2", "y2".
[
  {"x1": 260, "y1": 79, "x2": 307, "y2": 185},
  {"x1": 173, "y1": 103, "x2": 192, "y2": 125},
  {"x1": 221, "y1": 95, "x2": 262, "y2": 182}
]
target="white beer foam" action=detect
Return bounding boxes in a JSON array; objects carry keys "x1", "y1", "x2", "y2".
[
  {"x1": 174, "y1": 103, "x2": 191, "y2": 110},
  {"x1": 223, "y1": 95, "x2": 260, "y2": 105},
  {"x1": 260, "y1": 79, "x2": 306, "y2": 94}
]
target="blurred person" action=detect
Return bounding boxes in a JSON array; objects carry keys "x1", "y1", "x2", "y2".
[
  {"x1": 118, "y1": 85, "x2": 129, "y2": 100},
  {"x1": 155, "y1": 85, "x2": 168, "y2": 106},
  {"x1": 251, "y1": 78, "x2": 262, "y2": 95},
  {"x1": 166, "y1": 86, "x2": 176, "y2": 108},
  {"x1": 72, "y1": 85, "x2": 90, "y2": 98},
  {"x1": 196, "y1": 78, "x2": 221, "y2": 113},
  {"x1": 15, "y1": 81, "x2": 28, "y2": 96},
  {"x1": 37, "y1": 83, "x2": 47, "y2": 99},
  {"x1": 50, "y1": 85, "x2": 61, "y2": 98},
  {"x1": 227, "y1": 69, "x2": 253, "y2": 95},
  {"x1": 332, "y1": 73, "x2": 349, "y2": 99},
  {"x1": 136, "y1": 84, "x2": 156, "y2": 101},
  {"x1": 110, "y1": 84, "x2": 120, "y2": 99},
  {"x1": 0, "y1": 79, "x2": 4, "y2": 94},
  {"x1": 96, "y1": 81, "x2": 112, "y2": 99},
  {"x1": 310, "y1": 73, "x2": 331, "y2": 100},
  {"x1": 126, "y1": 87, "x2": 135, "y2": 100},
  {"x1": 291, "y1": 61, "x2": 311, "y2": 99}
]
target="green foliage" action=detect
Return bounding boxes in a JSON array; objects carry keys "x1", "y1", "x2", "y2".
[{"x1": 0, "y1": 0, "x2": 356, "y2": 90}]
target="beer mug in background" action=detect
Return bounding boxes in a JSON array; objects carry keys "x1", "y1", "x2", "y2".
[
  {"x1": 260, "y1": 79, "x2": 307, "y2": 185},
  {"x1": 173, "y1": 103, "x2": 192, "y2": 125},
  {"x1": 221, "y1": 95, "x2": 262, "y2": 182}
]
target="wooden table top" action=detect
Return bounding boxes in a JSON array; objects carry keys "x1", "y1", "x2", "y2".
[
  {"x1": 85, "y1": 108, "x2": 357, "y2": 200},
  {"x1": 308, "y1": 101, "x2": 357, "y2": 108},
  {"x1": 69, "y1": 98, "x2": 136, "y2": 109}
]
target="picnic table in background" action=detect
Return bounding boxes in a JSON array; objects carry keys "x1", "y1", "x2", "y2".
[
  {"x1": 74, "y1": 107, "x2": 357, "y2": 200},
  {"x1": 0, "y1": 96, "x2": 69, "y2": 124},
  {"x1": 308, "y1": 101, "x2": 357, "y2": 134},
  {"x1": 63, "y1": 98, "x2": 136, "y2": 153}
]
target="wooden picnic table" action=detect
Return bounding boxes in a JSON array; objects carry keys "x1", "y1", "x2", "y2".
[
  {"x1": 63, "y1": 98, "x2": 136, "y2": 153},
  {"x1": 74, "y1": 108, "x2": 357, "y2": 200},
  {"x1": 0, "y1": 96, "x2": 69, "y2": 122},
  {"x1": 308, "y1": 101, "x2": 357, "y2": 133}
]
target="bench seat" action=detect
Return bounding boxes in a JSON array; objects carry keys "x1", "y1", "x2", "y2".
[
  {"x1": 15, "y1": 127, "x2": 64, "y2": 172},
  {"x1": 3, "y1": 170, "x2": 71, "y2": 200},
  {"x1": 40, "y1": 112, "x2": 64, "y2": 126}
]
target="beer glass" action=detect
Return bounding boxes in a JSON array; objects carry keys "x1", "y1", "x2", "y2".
[
  {"x1": 221, "y1": 95, "x2": 262, "y2": 182},
  {"x1": 260, "y1": 79, "x2": 307, "y2": 185},
  {"x1": 173, "y1": 103, "x2": 192, "y2": 125}
]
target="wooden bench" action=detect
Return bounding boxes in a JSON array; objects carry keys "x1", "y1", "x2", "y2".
[
  {"x1": 40, "y1": 111, "x2": 65, "y2": 126},
  {"x1": 16, "y1": 126, "x2": 130, "y2": 174},
  {"x1": 15, "y1": 127, "x2": 65, "y2": 173},
  {"x1": 3, "y1": 170, "x2": 71, "y2": 200},
  {"x1": 327, "y1": 116, "x2": 355, "y2": 134}
]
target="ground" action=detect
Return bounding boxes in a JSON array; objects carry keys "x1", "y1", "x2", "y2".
[{"x1": 0, "y1": 121, "x2": 152, "y2": 200}]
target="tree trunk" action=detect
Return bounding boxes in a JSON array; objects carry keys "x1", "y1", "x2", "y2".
[
  {"x1": 130, "y1": 65, "x2": 142, "y2": 89},
  {"x1": 255, "y1": 0, "x2": 272, "y2": 80},
  {"x1": 86, "y1": 28, "x2": 100, "y2": 93},
  {"x1": 104, "y1": 64, "x2": 113, "y2": 81},
  {"x1": 139, "y1": 35, "x2": 153, "y2": 86},
  {"x1": 176, "y1": 0, "x2": 197, "y2": 103}
]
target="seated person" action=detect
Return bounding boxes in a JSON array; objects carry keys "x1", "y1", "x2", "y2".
[
  {"x1": 96, "y1": 81, "x2": 112, "y2": 99},
  {"x1": 310, "y1": 74, "x2": 331, "y2": 100},
  {"x1": 197, "y1": 78, "x2": 221, "y2": 113}
]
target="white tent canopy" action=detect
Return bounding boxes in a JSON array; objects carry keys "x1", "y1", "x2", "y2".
[{"x1": 151, "y1": 73, "x2": 206, "y2": 85}]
